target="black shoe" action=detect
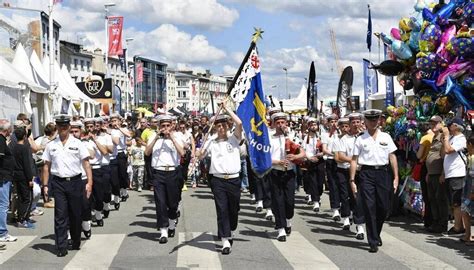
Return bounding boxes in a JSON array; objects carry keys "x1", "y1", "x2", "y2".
[
  {"x1": 377, "y1": 239, "x2": 383, "y2": 247},
  {"x1": 369, "y1": 245, "x2": 378, "y2": 253},
  {"x1": 342, "y1": 224, "x2": 350, "y2": 231},
  {"x1": 121, "y1": 194, "x2": 129, "y2": 202},
  {"x1": 159, "y1": 236, "x2": 168, "y2": 244},
  {"x1": 57, "y1": 249, "x2": 68, "y2": 257},
  {"x1": 333, "y1": 216, "x2": 341, "y2": 222},
  {"x1": 168, "y1": 229, "x2": 175, "y2": 238},
  {"x1": 103, "y1": 210, "x2": 110, "y2": 219},
  {"x1": 285, "y1": 227, "x2": 292, "y2": 236},
  {"x1": 229, "y1": 239, "x2": 233, "y2": 247},
  {"x1": 83, "y1": 229, "x2": 91, "y2": 239},
  {"x1": 277, "y1": 235, "x2": 286, "y2": 242},
  {"x1": 355, "y1": 233, "x2": 365, "y2": 240},
  {"x1": 68, "y1": 243, "x2": 80, "y2": 250},
  {"x1": 67, "y1": 239, "x2": 73, "y2": 246},
  {"x1": 222, "y1": 247, "x2": 231, "y2": 255},
  {"x1": 175, "y1": 217, "x2": 179, "y2": 225},
  {"x1": 446, "y1": 227, "x2": 465, "y2": 235},
  {"x1": 114, "y1": 202, "x2": 120, "y2": 210},
  {"x1": 177, "y1": 210, "x2": 181, "y2": 218},
  {"x1": 313, "y1": 207, "x2": 320, "y2": 213},
  {"x1": 97, "y1": 219, "x2": 104, "y2": 227},
  {"x1": 256, "y1": 206, "x2": 263, "y2": 213}
]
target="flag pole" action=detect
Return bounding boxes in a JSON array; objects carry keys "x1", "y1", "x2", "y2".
[{"x1": 188, "y1": 28, "x2": 264, "y2": 177}]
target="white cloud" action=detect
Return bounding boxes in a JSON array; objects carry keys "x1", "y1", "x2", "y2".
[
  {"x1": 223, "y1": 65, "x2": 237, "y2": 75},
  {"x1": 24, "y1": 0, "x2": 239, "y2": 31}
]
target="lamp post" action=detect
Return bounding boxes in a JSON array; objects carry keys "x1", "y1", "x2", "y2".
[
  {"x1": 124, "y1": 37, "x2": 134, "y2": 112},
  {"x1": 104, "y1": 3, "x2": 115, "y2": 79},
  {"x1": 283, "y1": 67, "x2": 288, "y2": 99}
]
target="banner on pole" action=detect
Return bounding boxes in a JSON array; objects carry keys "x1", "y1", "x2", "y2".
[
  {"x1": 136, "y1": 62, "x2": 143, "y2": 83},
  {"x1": 108, "y1": 16, "x2": 123, "y2": 56},
  {"x1": 363, "y1": 59, "x2": 378, "y2": 109}
]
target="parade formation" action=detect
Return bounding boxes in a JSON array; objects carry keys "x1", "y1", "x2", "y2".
[{"x1": 0, "y1": 0, "x2": 473, "y2": 269}]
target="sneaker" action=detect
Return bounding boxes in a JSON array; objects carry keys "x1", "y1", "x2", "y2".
[
  {"x1": 265, "y1": 209, "x2": 274, "y2": 221},
  {"x1": 355, "y1": 225, "x2": 365, "y2": 240},
  {"x1": 332, "y1": 209, "x2": 341, "y2": 221},
  {"x1": 30, "y1": 209, "x2": 44, "y2": 216},
  {"x1": 17, "y1": 221, "x2": 35, "y2": 229},
  {"x1": 182, "y1": 185, "x2": 188, "y2": 192},
  {"x1": 313, "y1": 202, "x2": 320, "y2": 212},
  {"x1": 192, "y1": 183, "x2": 197, "y2": 189},
  {"x1": 137, "y1": 187, "x2": 143, "y2": 192},
  {"x1": 0, "y1": 234, "x2": 18, "y2": 242},
  {"x1": 44, "y1": 201, "x2": 55, "y2": 208},
  {"x1": 342, "y1": 217, "x2": 351, "y2": 230}
]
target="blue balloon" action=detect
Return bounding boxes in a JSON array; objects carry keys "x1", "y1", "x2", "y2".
[
  {"x1": 422, "y1": 79, "x2": 441, "y2": 92},
  {"x1": 446, "y1": 76, "x2": 474, "y2": 110},
  {"x1": 433, "y1": 1, "x2": 456, "y2": 25},
  {"x1": 392, "y1": 40, "x2": 413, "y2": 59},
  {"x1": 422, "y1": 8, "x2": 435, "y2": 22}
]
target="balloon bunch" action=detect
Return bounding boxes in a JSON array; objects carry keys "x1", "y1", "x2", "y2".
[{"x1": 377, "y1": 0, "x2": 474, "y2": 111}]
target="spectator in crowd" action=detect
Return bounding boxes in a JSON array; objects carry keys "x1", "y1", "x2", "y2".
[
  {"x1": 11, "y1": 127, "x2": 35, "y2": 229},
  {"x1": 461, "y1": 135, "x2": 474, "y2": 245},
  {"x1": 441, "y1": 118, "x2": 467, "y2": 235},
  {"x1": 0, "y1": 119, "x2": 17, "y2": 245}
]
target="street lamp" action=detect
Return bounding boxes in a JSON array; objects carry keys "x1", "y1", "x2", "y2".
[
  {"x1": 124, "y1": 38, "x2": 134, "y2": 112},
  {"x1": 104, "y1": 3, "x2": 116, "y2": 79},
  {"x1": 283, "y1": 67, "x2": 288, "y2": 99}
]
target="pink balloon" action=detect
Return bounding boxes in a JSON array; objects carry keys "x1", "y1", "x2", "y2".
[
  {"x1": 391, "y1": 28, "x2": 402, "y2": 40},
  {"x1": 436, "y1": 60, "x2": 473, "y2": 86},
  {"x1": 440, "y1": 25, "x2": 456, "y2": 46}
]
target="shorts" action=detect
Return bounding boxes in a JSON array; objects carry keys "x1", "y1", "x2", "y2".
[
  {"x1": 446, "y1": 176, "x2": 465, "y2": 207},
  {"x1": 461, "y1": 175, "x2": 473, "y2": 216}
]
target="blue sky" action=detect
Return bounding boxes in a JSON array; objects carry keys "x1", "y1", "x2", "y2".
[{"x1": 1, "y1": 0, "x2": 418, "y2": 102}]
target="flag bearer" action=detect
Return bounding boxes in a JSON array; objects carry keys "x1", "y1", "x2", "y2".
[{"x1": 197, "y1": 104, "x2": 243, "y2": 255}]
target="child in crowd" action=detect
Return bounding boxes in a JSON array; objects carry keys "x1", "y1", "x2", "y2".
[
  {"x1": 461, "y1": 136, "x2": 474, "y2": 245},
  {"x1": 130, "y1": 136, "x2": 146, "y2": 192}
]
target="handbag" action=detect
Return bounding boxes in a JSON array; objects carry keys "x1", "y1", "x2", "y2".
[{"x1": 411, "y1": 162, "x2": 423, "y2": 181}]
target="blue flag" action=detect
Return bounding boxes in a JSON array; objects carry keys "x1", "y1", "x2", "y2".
[
  {"x1": 367, "y1": 5, "x2": 372, "y2": 52},
  {"x1": 384, "y1": 44, "x2": 395, "y2": 106},
  {"x1": 229, "y1": 46, "x2": 272, "y2": 177},
  {"x1": 363, "y1": 59, "x2": 378, "y2": 110}
]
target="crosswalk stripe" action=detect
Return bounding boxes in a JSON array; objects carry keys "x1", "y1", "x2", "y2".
[
  {"x1": 0, "y1": 236, "x2": 36, "y2": 265},
  {"x1": 176, "y1": 232, "x2": 222, "y2": 269},
  {"x1": 64, "y1": 234, "x2": 125, "y2": 270},
  {"x1": 271, "y1": 231, "x2": 339, "y2": 270},
  {"x1": 380, "y1": 232, "x2": 456, "y2": 270}
]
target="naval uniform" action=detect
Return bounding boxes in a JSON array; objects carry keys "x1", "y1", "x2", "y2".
[
  {"x1": 352, "y1": 129, "x2": 397, "y2": 249},
  {"x1": 111, "y1": 128, "x2": 129, "y2": 199},
  {"x1": 97, "y1": 131, "x2": 114, "y2": 215},
  {"x1": 208, "y1": 134, "x2": 242, "y2": 242},
  {"x1": 322, "y1": 131, "x2": 341, "y2": 215},
  {"x1": 269, "y1": 133, "x2": 297, "y2": 239},
  {"x1": 301, "y1": 134, "x2": 324, "y2": 208},
  {"x1": 149, "y1": 132, "x2": 182, "y2": 243},
  {"x1": 85, "y1": 137, "x2": 105, "y2": 225},
  {"x1": 42, "y1": 135, "x2": 90, "y2": 252}
]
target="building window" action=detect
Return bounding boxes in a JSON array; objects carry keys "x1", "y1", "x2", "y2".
[
  {"x1": 74, "y1": 59, "x2": 78, "y2": 69},
  {"x1": 80, "y1": 60, "x2": 84, "y2": 71},
  {"x1": 86, "y1": 61, "x2": 90, "y2": 72}
]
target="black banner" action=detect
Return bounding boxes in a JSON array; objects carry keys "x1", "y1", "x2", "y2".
[
  {"x1": 77, "y1": 78, "x2": 113, "y2": 100},
  {"x1": 307, "y1": 61, "x2": 316, "y2": 116},
  {"x1": 336, "y1": 66, "x2": 353, "y2": 115}
]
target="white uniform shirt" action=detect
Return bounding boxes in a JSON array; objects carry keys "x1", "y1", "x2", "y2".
[
  {"x1": 148, "y1": 133, "x2": 182, "y2": 168},
  {"x1": 321, "y1": 132, "x2": 338, "y2": 159},
  {"x1": 302, "y1": 134, "x2": 320, "y2": 158},
  {"x1": 208, "y1": 134, "x2": 241, "y2": 175},
  {"x1": 42, "y1": 135, "x2": 89, "y2": 178},
  {"x1": 270, "y1": 134, "x2": 295, "y2": 170},
  {"x1": 333, "y1": 134, "x2": 357, "y2": 169},
  {"x1": 111, "y1": 129, "x2": 127, "y2": 156},
  {"x1": 85, "y1": 139, "x2": 102, "y2": 166},
  {"x1": 444, "y1": 134, "x2": 467, "y2": 178},
  {"x1": 353, "y1": 130, "x2": 397, "y2": 166},
  {"x1": 97, "y1": 133, "x2": 113, "y2": 165}
]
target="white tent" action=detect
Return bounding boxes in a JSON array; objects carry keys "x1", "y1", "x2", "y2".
[
  {"x1": 30, "y1": 51, "x2": 54, "y2": 121},
  {"x1": 277, "y1": 85, "x2": 307, "y2": 114}
]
